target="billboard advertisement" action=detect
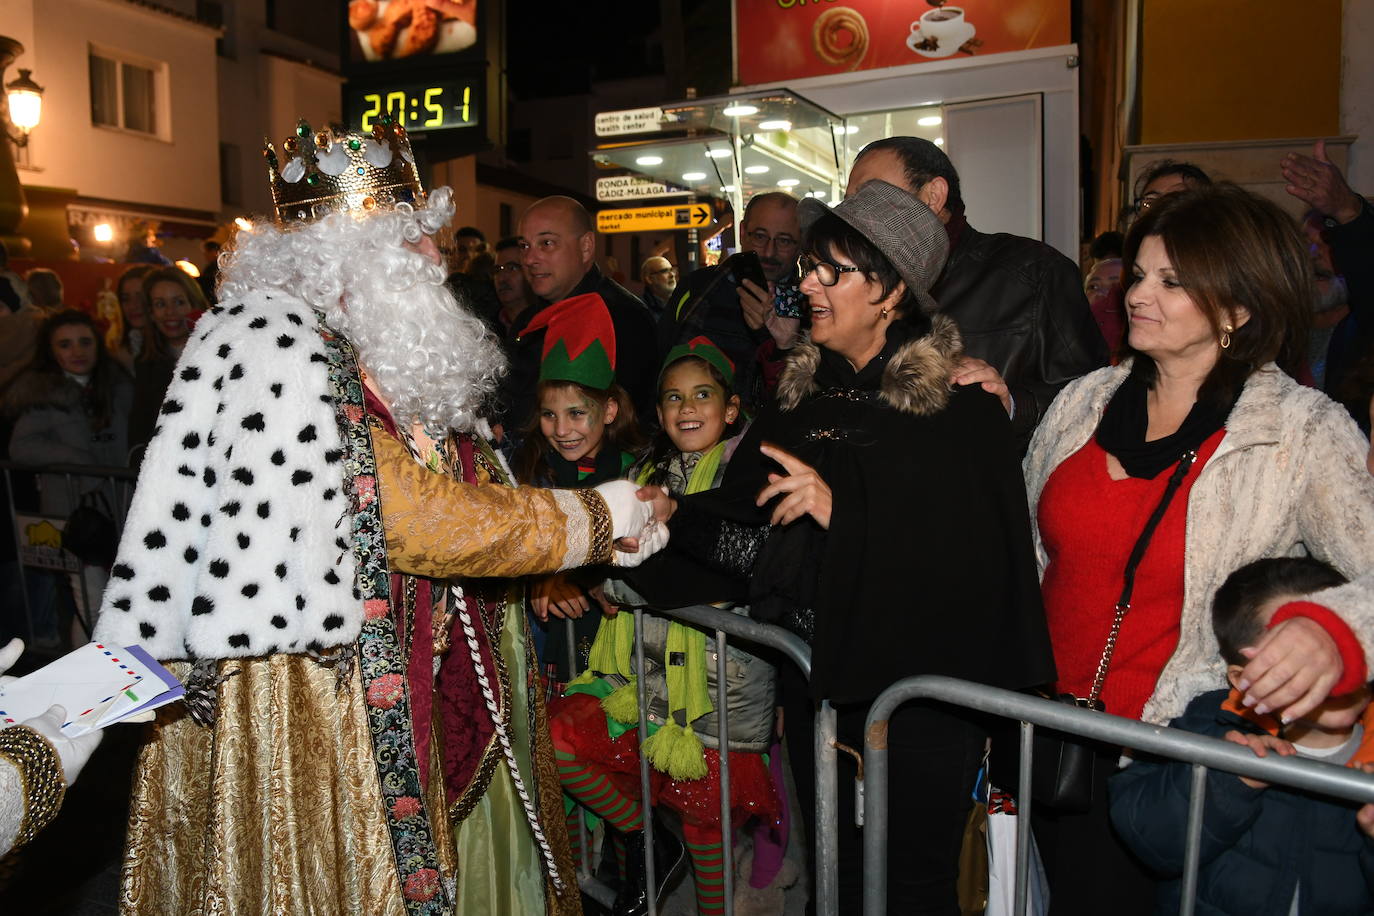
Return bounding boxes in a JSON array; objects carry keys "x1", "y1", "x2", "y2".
[
  {"x1": 735, "y1": 0, "x2": 1070, "y2": 85},
  {"x1": 346, "y1": 0, "x2": 479, "y2": 64}
]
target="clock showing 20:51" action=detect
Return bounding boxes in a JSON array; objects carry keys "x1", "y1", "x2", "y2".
[{"x1": 357, "y1": 83, "x2": 477, "y2": 132}]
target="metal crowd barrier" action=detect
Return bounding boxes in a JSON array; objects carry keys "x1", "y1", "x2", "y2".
[
  {"x1": 565, "y1": 604, "x2": 838, "y2": 915},
  {"x1": 862, "y1": 675, "x2": 1374, "y2": 916},
  {"x1": 1, "y1": 459, "x2": 138, "y2": 646}
]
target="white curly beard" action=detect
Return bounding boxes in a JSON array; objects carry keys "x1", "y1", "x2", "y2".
[{"x1": 218, "y1": 187, "x2": 506, "y2": 432}]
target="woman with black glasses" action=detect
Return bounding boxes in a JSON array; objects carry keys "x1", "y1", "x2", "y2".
[{"x1": 621, "y1": 179, "x2": 1055, "y2": 914}]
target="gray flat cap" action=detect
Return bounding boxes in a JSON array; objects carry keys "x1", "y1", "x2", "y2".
[{"x1": 798, "y1": 179, "x2": 949, "y2": 314}]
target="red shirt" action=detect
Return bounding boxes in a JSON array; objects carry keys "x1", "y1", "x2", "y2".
[{"x1": 1038, "y1": 430, "x2": 1225, "y2": 721}]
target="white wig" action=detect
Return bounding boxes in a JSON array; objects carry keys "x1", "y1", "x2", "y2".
[{"x1": 218, "y1": 187, "x2": 505, "y2": 432}]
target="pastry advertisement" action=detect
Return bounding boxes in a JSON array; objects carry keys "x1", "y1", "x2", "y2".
[
  {"x1": 735, "y1": 0, "x2": 1069, "y2": 85},
  {"x1": 347, "y1": 0, "x2": 479, "y2": 63}
]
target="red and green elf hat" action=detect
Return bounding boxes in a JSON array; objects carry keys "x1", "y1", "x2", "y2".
[
  {"x1": 661, "y1": 335, "x2": 735, "y2": 388},
  {"x1": 519, "y1": 293, "x2": 617, "y2": 389}
]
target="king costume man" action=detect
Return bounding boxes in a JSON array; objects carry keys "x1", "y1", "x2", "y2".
[{"x1": 92, "y1": 119, "x2": 663, "y2": 916}]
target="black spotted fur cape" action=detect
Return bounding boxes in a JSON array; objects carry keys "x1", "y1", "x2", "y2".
[{"x1": 95, "y1": 291, "x2": 361, "y2": 661}]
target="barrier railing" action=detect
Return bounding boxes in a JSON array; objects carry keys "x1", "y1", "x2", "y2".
[
  {"x1": 564, "y1": 604, "x2": 837, "y2": 915},
  {"x1": 862, "y1": 675, "x2": 1374, "y2": 916},
  {"x1": 1, "y1": 459, "x2": 138, "y2": 646}
]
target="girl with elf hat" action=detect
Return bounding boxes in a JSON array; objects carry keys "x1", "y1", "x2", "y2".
[
  {"x1": 547, "y1": 336, "x2": 788, "y2": 916},
  {"x1": 515, "y1": 294, "x2": 647, "y2": 690}
]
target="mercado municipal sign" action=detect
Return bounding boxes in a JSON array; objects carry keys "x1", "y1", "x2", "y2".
[{"x1": 596, "y1": 204, "x2": 712, "y2": 234}]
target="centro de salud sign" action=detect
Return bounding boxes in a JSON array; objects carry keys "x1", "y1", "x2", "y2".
[
  {"x1": 594, "y1": 107, "x2": 665, "y2": 137},
  {"x1": 596, "y1": 204, "x2": 712, "y2": 234}
]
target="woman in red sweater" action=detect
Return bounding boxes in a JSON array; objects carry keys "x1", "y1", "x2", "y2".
[{"x1": 1023, "y1": 184, "x2": 1374, "y2": 913}]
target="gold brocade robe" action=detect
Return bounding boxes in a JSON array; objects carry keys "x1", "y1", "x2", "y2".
[{"x1": 118, "y1": 430, "x2": 606, "y2": 916}]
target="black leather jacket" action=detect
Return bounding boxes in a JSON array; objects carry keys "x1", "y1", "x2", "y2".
[{"x1": 933, "y1": 223, "x2": 1108, "y2": 449}]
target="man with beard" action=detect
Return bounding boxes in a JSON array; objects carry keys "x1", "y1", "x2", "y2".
[
  {"x1": 1282, "y1": 140, "x2": 1374, "y2": 422},
  {"x1": 638, "y1": 255, "x2": 676, "y2": 318},
  {"x1": 92, "y1": 120, "x2": 663, "y2": 916},
  {"x1": 656, "y1": 192, "x2": 803, "y2": 410}
]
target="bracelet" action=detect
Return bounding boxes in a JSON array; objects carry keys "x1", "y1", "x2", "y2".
[
  {"x1": 574, "y1": 488, "x2": 614, "y2": 564},
  {"x1": 0, "y1": 725, "x2": 67, "y2": 848}
]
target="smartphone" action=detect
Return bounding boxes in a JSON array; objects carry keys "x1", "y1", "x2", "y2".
[{"x1": 729, "y1": 251, "x2": 769, "y2": 290}]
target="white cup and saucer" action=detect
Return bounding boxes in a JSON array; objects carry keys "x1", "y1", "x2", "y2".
[{"x1": 906, "y1": 6, "x2": 976, "y2": 59}]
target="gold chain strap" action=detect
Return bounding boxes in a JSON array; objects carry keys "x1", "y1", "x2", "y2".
[{"x1": 1088, "y1": 602, "x2": 1130, "y2": 705}]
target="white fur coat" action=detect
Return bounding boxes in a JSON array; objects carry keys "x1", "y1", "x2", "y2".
[
  {"x1": 1024, "y1": 361, "x2": 1374, "y2": 724},
  {"x1": 94, "y1": 291, "x2": 360, "y2": 661}
]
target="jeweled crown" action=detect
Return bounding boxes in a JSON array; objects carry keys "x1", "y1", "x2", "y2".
[{"x1": 263, "y1": 117, "x2": 426, "y2": 223}]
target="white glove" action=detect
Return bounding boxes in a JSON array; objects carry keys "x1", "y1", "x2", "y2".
[
  {"x1": 593, "y1": 479, "x2": 655, "y2": 541},
  {"x1": 20, "y1": 706, "x2": 102, "y2": 787},
  {"x1": 0, "y1": 638, "x2": 22, "y2": 687},
  {"x1": 612, "y1": 520, "x2": 670, "y2": 568}
]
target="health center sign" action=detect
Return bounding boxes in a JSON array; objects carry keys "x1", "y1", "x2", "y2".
[{"x1": 735, "y1": 0, "x2": 1070, "y2": 85}]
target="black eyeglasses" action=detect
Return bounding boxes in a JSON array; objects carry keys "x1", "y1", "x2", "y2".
[
  {"x1": 797, "y1": 254, "x2": 862, "y2": 287},
  {"x1": 1133, "y1": 192, "x2": 1164, "y2": 214},
  {"x1": 490, "y1": 262, "x2": 523, "y2": 275},
  {"x1": 747, "y1": 228, "x2": 799, "y2": 252}
]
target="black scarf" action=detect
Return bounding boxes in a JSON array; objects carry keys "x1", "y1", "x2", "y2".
[
  {"x1": 546, "y1": 445, "x2": 624, "y2": 488},
  {"x1": 1094, "y1": 365, "x2": 1239, "y2": 479}
]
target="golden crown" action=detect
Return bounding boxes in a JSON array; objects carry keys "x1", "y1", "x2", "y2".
[{"x1": 263, "y1": 117, "x2": 426, "y2": 223}]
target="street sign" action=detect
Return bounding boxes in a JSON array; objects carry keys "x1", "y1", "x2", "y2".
[
  {"x1": 597, "y1": 204, "x2": 712, "y2": 234},
  {"x1": 595, "y1": 175, "x2": 692, "y2": 202},
  {"x1": 594, "y1": 107, "x2": 665, "y2": 137}
]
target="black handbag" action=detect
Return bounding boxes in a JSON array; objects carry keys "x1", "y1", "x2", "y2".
[
  {"x1": 62, "y1": 489, "x2": 119, "y2": 568},
  {"x1": 1031, "y1": 449, "x2": 1198, "y2": 812}
]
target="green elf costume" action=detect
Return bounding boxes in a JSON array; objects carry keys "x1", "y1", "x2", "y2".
[
  {"x1": 518, "y1": 294, "x2": 638, "y2": 693},
  {"x1": 547, "y1": 338, "x2": 781, "y2": 916},
  {"x1": 518, "y1": 293, "x2": 636, "y2": 488}
]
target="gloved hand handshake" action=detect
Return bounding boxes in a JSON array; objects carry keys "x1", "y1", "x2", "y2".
[{"x1": 592, "y1": 480, "x2": 672, "y2": 568}]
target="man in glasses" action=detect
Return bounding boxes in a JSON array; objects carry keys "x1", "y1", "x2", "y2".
[
  {"x1": 484, "y1": 235, "x2": 546, "y2": 449},
  {"x1": 658, "y1": 192, "x2": 804, "y2": 409},
  {"x1": 492, "y1": 235, "x2": 540, "y2": 336},
  {"x1": 848, "y1": 137, "x2": 1107, "y2": 451},
  {"x1": 1131, "y1": 159, "x2": 1211, "y2": 220},
  {"x1": 639, "y1": 256, "x2": 678, "y2": 318}
]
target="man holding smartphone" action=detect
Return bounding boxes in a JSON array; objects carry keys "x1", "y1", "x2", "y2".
[{"x1": 657, "y1": 192, "x2": 803, "y2": 409}]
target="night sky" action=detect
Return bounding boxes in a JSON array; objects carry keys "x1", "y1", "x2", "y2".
[{"x1": 506, "y1": 0, "x2": 731, "y2": 100}]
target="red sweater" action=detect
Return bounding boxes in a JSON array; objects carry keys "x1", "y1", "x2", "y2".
[{"x1": 1039, "y1": 431, "x2": 1225, "y2": 721}]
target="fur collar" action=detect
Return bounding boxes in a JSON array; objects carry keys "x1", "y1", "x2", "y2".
[
  {"x1": 3, "y1": 369, "x2": 83, "y2": 416},
  {"x1": 775, "y1": 313, "x2": 963, "y2": 416}
]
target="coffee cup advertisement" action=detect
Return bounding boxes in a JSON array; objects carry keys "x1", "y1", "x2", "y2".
[{"x1": 736, "y1": 0, "x2": 1068, "y2": 85}]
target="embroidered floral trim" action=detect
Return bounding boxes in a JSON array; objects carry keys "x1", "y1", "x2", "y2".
[
  {"x1": 321, "y1": 320, "x2": 451, "y2": 916},
  {"x1": 404, "y1": 868, "x2": 442, "y2": 902},
  {"x1": 391, "y1": 795, "x2": 423, "y2": 820}
]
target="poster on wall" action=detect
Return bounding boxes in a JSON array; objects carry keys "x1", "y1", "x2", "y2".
[
  {"x1": 735, "y1": 0, "x2": 1070, "y2": 85},
  {"x1": 346, "y1": 0, "x2": 479, "y2": 64}
]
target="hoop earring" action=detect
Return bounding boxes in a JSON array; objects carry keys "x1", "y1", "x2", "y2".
[{"x1": 1220, "y1": 324, "x2": 1234, "y2": 350}]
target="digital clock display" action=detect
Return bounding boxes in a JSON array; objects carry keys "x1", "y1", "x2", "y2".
[{"x1": 345, "y1": 80, "x2": 481, "y2": 134}]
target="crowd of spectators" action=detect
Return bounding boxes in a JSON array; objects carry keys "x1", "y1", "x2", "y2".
[{"x1": 1, "y1": 134, "x2": 1372, "y2": 914}]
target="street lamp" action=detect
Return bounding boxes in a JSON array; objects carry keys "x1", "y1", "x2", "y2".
[
  {"x1": 5, "y1": 68, "x2": 42, "y2": 144},
  {"x1": 0, "y1": 36, "x2": 35, "y2": 254}
]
